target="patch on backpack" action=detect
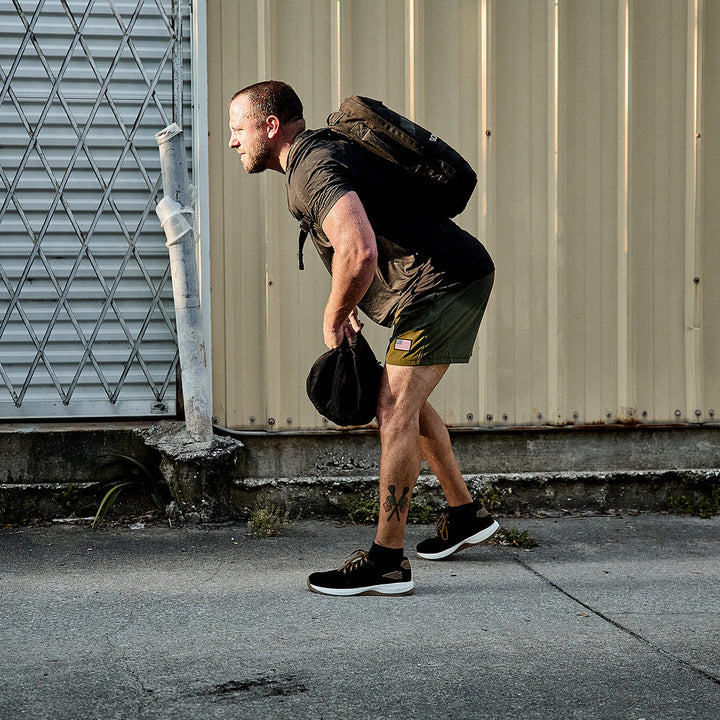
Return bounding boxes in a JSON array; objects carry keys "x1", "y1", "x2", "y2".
[{"x1": 394, "y1": 338, "x2": 412, "y2": 352}]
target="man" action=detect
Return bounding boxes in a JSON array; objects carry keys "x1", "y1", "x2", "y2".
[{"x1": 228, "y1": 80, "x2": 499, "y2": 596}]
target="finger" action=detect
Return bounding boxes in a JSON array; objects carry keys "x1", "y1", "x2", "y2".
[
  {"x1": 343, "y1": 324, "x2": 358, "y2": 346},
  {"x1": 348, "y1": 308, "x2": 364, "y2": 332}
]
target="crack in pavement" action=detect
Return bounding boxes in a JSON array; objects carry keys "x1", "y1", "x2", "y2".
[
  {"x1": 103, "y1": 630, "x2": 159, "y2": 717},
  {"x1": 511, "y1": 554, "x2": 720, "y2": 688}
]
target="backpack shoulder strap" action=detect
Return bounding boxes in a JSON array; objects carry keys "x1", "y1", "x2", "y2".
[
  {"x1": 288, "y1": 129, "x2": 336, "y2": 271},
  {"x1": 297, "y1": 218, "x2": 310, "y2": 270}
]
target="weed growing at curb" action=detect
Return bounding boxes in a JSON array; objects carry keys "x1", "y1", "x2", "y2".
[
  {"x1": 477, "y1": 486, "x2": 505, "y2": 513},
  {"x1": 345, "y1": 497, "x2": 379, "y2": 524},
  {"x1": 93, "y1": 452, "x2": 168, "y2": 530},
  {"x1": 669, "y1": 477, "x2": 720, "y2": 519},
  {"x1": 344, "y1": 497, "x2": 435, "y2": 525},
  {"x1": 492, "y1": 527, "x2": 539, "y2": 549},
  {"x1": 408, "y1": 502, "x2": 434, "y2": 525},
  {"x1": 247, "y1": 502, "x2": 292, "y2": 538}
]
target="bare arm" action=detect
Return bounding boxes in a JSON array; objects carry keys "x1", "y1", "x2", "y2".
[{"x1": 321, "y1": 191, "x2": 378, "y2": 348}]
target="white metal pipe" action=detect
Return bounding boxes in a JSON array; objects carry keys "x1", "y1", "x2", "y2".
[
  {"x1": 156, "y1": 123, "x2": 191, "y2": 205},
  {"x1": 155, "y1": 124, "x2": 213, "y2": 443},
  {"x1": 190, "y1": 0, "x2": 214, "y2": 435}
]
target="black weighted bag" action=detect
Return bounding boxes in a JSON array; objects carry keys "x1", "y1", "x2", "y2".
[{"x1": 306, "y1": 333, "x2": 383, "y2": 426}]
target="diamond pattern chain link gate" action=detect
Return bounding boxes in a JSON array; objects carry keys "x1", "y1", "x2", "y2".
[{"x1": 0, "y1": 0, "x2": 189, "y2": 418}]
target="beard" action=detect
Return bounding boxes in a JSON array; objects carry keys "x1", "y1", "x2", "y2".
[{"x1": 243, "y1": 135, "x2": 272, "y2": 174}]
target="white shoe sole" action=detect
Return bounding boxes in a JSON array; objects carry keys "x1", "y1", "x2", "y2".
[
  {"x1": 307, "y1": 579, "x2": 415, "y2": 596},
  {"x1": 415, "y1": 520, "x2": 500, "y2": 560}
]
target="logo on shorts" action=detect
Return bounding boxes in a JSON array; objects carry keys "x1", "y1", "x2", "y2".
[{"x1": 394, "y1": 338, "x2": 412, "y2": 352}]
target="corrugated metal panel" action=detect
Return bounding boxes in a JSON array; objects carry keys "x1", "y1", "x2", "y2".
[
  {"x1": 0, "y1": 0, "x2": 191, "y2": 418},
  {"x1": 487, "y1": 0, "x2": 555, "y2": 427},
  {"x1": 630, "y1": 0, "x2": 691, "y2": 423},
  {"x1": 208, "y1": 0, "x2": 719, "y2": 432},
  {"x1": 559, "y1": 0, "x2": 621, "y2": 426},
  {"x1": 701, "y1": 0, "x2": 720, "y2": 421}
]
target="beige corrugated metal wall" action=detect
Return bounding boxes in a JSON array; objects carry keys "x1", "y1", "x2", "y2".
[{"x1": 207, "y1": 0, "x2": 718, "y2": 432}]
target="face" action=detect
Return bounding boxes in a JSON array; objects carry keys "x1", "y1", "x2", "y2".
[{"x1": 228, "y1": 95, "x2": 272, "y2": 174}]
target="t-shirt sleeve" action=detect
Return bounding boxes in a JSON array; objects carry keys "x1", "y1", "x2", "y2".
[{"x1": 288, "y1": 145, "x2": 357, "y2": 230}]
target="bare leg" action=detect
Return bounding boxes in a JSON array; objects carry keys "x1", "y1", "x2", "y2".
[
  {"x1": 374, "y1": 364, "x2": 449, "y2": 549},
  {"x1": 419, "y1": 401, "x2": 473, "y2": 506}
]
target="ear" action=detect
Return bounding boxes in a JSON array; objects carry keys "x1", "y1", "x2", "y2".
[{"x1": 265, "y1": 114, "x2": 281, "y2": 139}]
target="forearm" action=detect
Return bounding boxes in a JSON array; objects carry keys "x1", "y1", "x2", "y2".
[
  {"x1": 320, "y1": 191, "x2": 378, "y2": 347},
  {"x1": 324, "y1": 247, "x2": 376, "y2": 331}
]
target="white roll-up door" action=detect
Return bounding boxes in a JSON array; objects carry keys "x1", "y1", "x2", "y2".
[{"x1": 0, "y1": 0, "x2": 190, "y2": 418}]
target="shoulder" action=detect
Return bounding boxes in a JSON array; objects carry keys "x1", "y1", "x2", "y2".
[
  {"x1": 285, "y1": 130, "x2": 361, "y2": 226},
  {"x1": 287, "y1": 129, "x2": 356, "y2": 173}
]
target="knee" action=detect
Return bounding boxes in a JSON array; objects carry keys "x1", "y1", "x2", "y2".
[{"x1": 377, "y1": 394, "x2": 418, "y2": 439}]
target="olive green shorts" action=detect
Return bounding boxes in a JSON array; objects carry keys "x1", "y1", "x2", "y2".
[{"x1": 385, "y1": 271, "x2": 494, "y2": 366}]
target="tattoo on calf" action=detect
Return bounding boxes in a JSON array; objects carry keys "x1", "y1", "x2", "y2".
[{"x1": 383, "y1": 484, "x2": 410, "y2": 521}]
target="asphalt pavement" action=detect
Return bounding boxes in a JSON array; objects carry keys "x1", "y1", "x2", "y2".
[{"x1": 1, "y1": 513, "x2": 719, "y2": 720}]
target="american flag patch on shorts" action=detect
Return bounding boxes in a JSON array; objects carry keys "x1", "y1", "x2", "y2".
[{"x1": 394, "y1": 338, "x2": 412, "y2": 352}]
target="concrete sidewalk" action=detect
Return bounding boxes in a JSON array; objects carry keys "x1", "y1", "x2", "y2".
[{"x1": 1, "y1": 514, "x2": 718, "y2": 720}]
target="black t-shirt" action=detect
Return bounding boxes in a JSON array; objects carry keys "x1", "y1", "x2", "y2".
[{"x1": 285, "y1": 129, "x2": 494, "y2": 327}]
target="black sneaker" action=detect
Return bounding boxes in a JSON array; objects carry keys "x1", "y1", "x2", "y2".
[
  {"x1": 415, "y1": 508, "x2": 500, "y2": 560},
  {"x1": 307, "y1": 550, "x2": 414, "y2": 596}
]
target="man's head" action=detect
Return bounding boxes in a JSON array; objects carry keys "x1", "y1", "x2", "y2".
[{"x1": 228, "y1": 80, "x2": 304, "y2": 174}]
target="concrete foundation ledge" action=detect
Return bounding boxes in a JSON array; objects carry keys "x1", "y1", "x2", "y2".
[
  {"x1": 0, "y1": 422, "x2": 161, "y2": 524},
  {"x1": 229, "y1": 467, "x2": 720, "y2": 520},
  {"x1": 225, "y1": 423, "x2": 720, "y2": 519},
  {"x1": 1, "y1": 421, "x2": 719, "y2": 524}
]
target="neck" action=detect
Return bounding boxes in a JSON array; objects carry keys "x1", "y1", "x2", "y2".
[{"x1": 278, "y1": 120, "x2": 306, "y2": 172}]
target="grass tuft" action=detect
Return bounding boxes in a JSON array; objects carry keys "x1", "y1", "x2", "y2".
[
  {"x1": 344, "y1": 497, "x2": 435, "y2": 525},
  {"x1": 247, "y1": 501, "x2": 292, "y2": 538},
  {"x1": 92, "y1": 452, "x2": 167, "y2": 530},
  {"x1": 669, "y1": 479, "x2": 720, "y2": 519},
  {"x1": 345, "y1": 497, "x2": 379, "y2": 525}
]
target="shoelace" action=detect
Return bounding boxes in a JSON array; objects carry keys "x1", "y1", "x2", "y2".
[
  {"x1": 435, "y1": 513, "x2": 450, "y2": 541},
  {"x1": 342, "y1": 550, "x2": 370, "y2": 575}
]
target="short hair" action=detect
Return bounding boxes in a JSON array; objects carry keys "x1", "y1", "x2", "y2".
[{"x1": 231, "y1": 81, "x2": 303, "y2": 125}]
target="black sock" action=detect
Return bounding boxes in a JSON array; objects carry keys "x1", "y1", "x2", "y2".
[
  {"x1": 368, "y1": 542, "x2": 404, "y2": 568},
  {"x1": 448, "y1": 500, "x2": 485, "y2": 523}
]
